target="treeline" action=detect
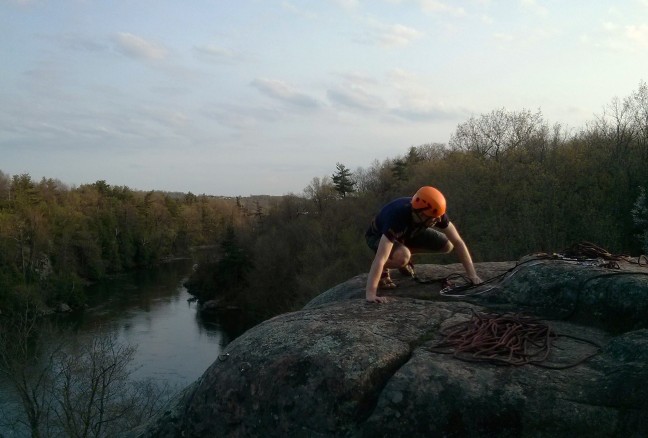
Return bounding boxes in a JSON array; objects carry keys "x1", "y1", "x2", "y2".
[
  {"x1": 189, "y1": 82, "x2": 648, "y2": 322},
  {"x1": 3, "y1": 83, "x2": 648, "y2": 322},
  {"x1": 0, "y1": 176, "x2": 244, "y2": 313}
]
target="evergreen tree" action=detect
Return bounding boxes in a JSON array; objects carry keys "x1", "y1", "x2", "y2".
[
  {"x1": 391, "y1": 159, "x2": 408, "y2": 182},
  {"x1": 331, "y1": 163, "x2": 356, "y2": 198}
]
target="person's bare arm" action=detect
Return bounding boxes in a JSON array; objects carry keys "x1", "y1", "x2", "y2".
[
  {"x1": 441, "y1": 222, "x2": 482, "y2": 284},
  {"x1": 366, "y1": 235, "x2": 393, "y2": 303}
]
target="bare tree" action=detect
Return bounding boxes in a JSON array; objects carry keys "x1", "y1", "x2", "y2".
[
  {"x1": 449, "y1": 108, "x2": 547, "y2": 160},
  {"x1": 0, "y1": 311, "x2": 176, "y2": 437},
  {"x1": 588, "y1": 82, "x2": 648, "y2": 164},
  {"x1": 303, "y1": 176, "x2": 336, "y2": 214},
  {"x1": 0, "y1": 304, "x2": 58, "y2": 438}
]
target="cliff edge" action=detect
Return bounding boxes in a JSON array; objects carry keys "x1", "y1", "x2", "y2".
[{"x1": 129, "y1": 256, "x2": 648, "y2": 437}]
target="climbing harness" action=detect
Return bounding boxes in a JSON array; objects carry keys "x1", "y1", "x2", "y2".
[{"x1": 428, "y1": 309, "x2": 601, "y2": 369}]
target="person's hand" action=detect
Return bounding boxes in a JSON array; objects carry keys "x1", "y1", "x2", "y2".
[
  {"x1": 469, "y1": 275, "x2": 483, "y2": 285},
  {"x1": 366, "y1": 293, "x2": 389, "y2": 303}
]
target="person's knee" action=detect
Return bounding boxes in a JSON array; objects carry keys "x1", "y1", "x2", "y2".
[{"x1": 390, "y1": 245, "x2": 411, "y2": 267}]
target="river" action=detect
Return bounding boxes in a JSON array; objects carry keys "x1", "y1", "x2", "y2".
[
  {"x1": 1, "y1": 260, "x2": 251, "y2": 436},
  {"x1": 74, "y1": 260, "x2": 237, "y2": 384}
]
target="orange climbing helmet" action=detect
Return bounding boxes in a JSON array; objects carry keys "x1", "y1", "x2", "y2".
[{"x1": 412, "y1": 186, "x2": 446, "y2": 218}]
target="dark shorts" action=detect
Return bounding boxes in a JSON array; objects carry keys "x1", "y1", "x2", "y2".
[{"x1": 365, "y1": 228, "x2": 449, "y2": 254}]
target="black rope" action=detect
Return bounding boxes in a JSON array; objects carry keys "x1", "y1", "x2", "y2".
[
  {"x1": 639, "y1": 255, "x2": 648, "y2": 267},
  {"x1": 412, "y1": 255, "x2": 551, "y2": 297},
  {"x1": 413, "y1": 241, "x2": 647, "y2": 299}
]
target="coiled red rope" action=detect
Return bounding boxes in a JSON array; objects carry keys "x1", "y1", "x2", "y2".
[{"x1": 429, "y1": 310, "x2": 600, "y2": 369}]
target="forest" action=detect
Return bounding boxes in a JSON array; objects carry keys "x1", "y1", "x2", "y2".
[{"x1": 1, "y1": 82, "x2": 648, "y2": 323}]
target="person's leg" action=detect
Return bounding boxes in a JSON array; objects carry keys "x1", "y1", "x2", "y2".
[
  {"x1": 386, "y1": 242, "x2": 410, "y2": 268},
  {"x1": 405, "y1": 228, "x2": 450, "y2": 255},
  {"x1": 366, "y1": 232, "x2": 410, "y2": 286},
  {"x1": 379, "y1": 243, "x2": 410, "y2": 287},
  {"x1": 366, "y1": 232, "x2": 411, "y2": 267},
  {"x1": 393, "y1": 229, "x2": 449, "y2": 277}
]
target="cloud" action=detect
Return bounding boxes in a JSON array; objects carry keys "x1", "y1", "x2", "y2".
[
  {"x1": 114, "y1": 32, "x2": 168, "y2": 61},
  {"x1": 493, "y1": 32, "x2": 515, "y2": 43},
  {"x1": 418, "y1": 0, "x2": 466, "y2": 16},
  {"x1": 327, "y1": 86, "x2": 385, "y2": 111},
  {"x1": 194, "y1": 44, "x2": 234, "y2": 58},
  {"x1": 391, "y1": 102, "x2": 464, "y2": 122},
  {"x1": 492, "y1": 26, "x2": 559, "y2": 48},
  {"x1": 481, "y1": 14, "x2": 494, "y2": 25},
  {"x1": 358, "y1": 19, "x2": 424, "y2": 48},
  {"x1": 203, "y1": 103, "x2": 281, "y2": 130},
  {"x1": 519, "y1": 0, "x2": 549, "y2": 17},
  {"x1": 51, "y1": 33, "x2": 108, "y2": 52},
  {"x1": 325, "y1": 69, "x2": 463, "y2": 120},
  {"x1": 331, "y1": 0, "x2": 359, "y2": 10},
  {"x1": 386, "y1": 69, "x2": 466, "y2": 121},
  {"x1": 193, "y1": 43, "x2": 244, "y2": 64},
  {"x1": 251, "y1": 78, "x2": 321, "y2": 109},
  {"x1": 584, "y1": 21, "x2": 648, "y2": 53},
  {"x1": 141, "y1": 106, "x2": 190, "y2": 130},
  {"x1": 625, "y1": 24, "x2": 648, "y2": 48},
  {"x1": 281, "y1": 1, "x2": 318, "y2": 20},
  {"x1": 379, "y1": 23, "x2": 424, "y2": 47},
  {"x1": 335, "y1": 71, "x2": 380, "y2": 87}
]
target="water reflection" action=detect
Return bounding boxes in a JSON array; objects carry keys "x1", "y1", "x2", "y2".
[
  {"x1": 70, "y1": 260, "x2": 235, "y2": 385},
  {"x1": 2, "y1": 260, "x2": 249, "y2": 436}
]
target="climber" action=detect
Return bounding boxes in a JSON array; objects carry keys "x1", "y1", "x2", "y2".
[{"x1": 365, "y1": 186, "x2": 482, "y2": 303}]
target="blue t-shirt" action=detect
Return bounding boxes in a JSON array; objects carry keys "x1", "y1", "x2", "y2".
[{"x1": 371, "y1": 197, "x2": 449, "y2": 243}]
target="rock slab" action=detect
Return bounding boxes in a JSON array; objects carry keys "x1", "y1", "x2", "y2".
[{"x1": 130, "y1": 259, "x2": 648, "y2": 437}]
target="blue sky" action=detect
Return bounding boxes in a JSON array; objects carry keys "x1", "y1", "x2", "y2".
[{"x1": 2, "y1": 0, "x2": 648, "y2": 196}]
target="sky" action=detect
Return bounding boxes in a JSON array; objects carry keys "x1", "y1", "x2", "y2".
[{"x1": 2, "y1": 0, "x2": 648, "y2": 196}]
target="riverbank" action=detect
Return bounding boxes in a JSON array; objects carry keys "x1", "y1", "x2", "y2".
[{"x1": 0, "y1": 260, "x2": 246, "y2": 436}]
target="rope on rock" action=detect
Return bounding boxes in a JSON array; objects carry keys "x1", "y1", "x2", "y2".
[
  {"x1": 414, "y1": 241, "x2": 647, "y2": 297},
  {"x1": 639, "y1": 254, "x2": 648, "y2": 267},
  {"x1": 414, "y1": 272, "x2": 504, "y2": 297},
  {"x1": 562, "y1": 241, "x2": 628, "y2": 261},
  {"x1": 428, "y1": 310, "x2": 601, "y2": 369},
  {"x1": 561, "y1": 241, "x2": 648, "y2": 267}
]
